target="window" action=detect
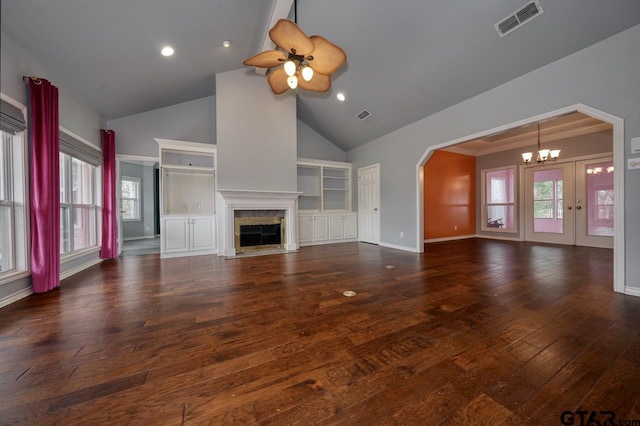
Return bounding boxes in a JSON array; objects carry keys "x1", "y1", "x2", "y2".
[
  {"x1": 0, "y1": 97, "x2": 28, "y2": 280},
  {"x1": 60, "y1": 153, "x2": 98, "y2": 254},
  {"x1": 533, "y1": 179, "x2": 563, "y2": 219},
  {"x1": 482, "y1": 167, "x2": 516, "y2": 231},
  {"x1": 121, "y1": 177, "x2": 141, "y2": 221}
]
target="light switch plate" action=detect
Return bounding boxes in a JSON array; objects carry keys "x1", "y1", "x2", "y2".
[
  {"x1": 632, "y1": 137, "x2": 640, "y2": 154},
  {"x1": 629, "y1": 158, "x2": 640, "y2": 170}
]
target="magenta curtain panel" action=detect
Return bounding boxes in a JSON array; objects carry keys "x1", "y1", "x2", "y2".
[
  {"x1": 28, "y1": 77, "x2": 60, "y2": 293},
  {"x1": 100, "y1": 129, "x2": 118, "y2": 259}
]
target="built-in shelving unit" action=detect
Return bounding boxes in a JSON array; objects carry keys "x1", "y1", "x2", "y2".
[
  {"x1": 156, "y1": 139, "x2": 217, "y2": 258},
  {"x1": 297, "y1": 158, "x2": 356, "y2": 246}
]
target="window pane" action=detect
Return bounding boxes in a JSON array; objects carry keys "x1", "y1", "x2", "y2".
[
  {"x1": 0, "y1": 204, "x2": 14, "y2": 272},
  {"x1": 121, "y1": 199, "x2": 138, "y2": 220},
  {"x1": 60, "y1": 206, "x2": 71, "y2": 253},
  {"x1": 486, "y1": 169, "x2": 514, "y2": 203},
  {"x1": 60, "y1": 153, "x2": 70, "y2": 204},
  {"x1": 72, "y1": 158, "x2": 94, "y2": 205},
  {"x1": 0, "y1": 134, "x2": 11, "y2": 202},
  {"x1": 533, "y1": 181, "x2": 553, "y2": 201},
  {"x1": 534, "y1": 200, "x2": 553, "y2": 219},
  {"x1": 73, "y1": 207, "x2": 95, "y2": 250}
]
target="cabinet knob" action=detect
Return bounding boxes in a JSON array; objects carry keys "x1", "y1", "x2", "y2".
[{"x1": 374, "y1": 208, "x2": 378, "y2": 211}]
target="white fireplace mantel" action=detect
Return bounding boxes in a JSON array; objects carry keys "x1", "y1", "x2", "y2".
[{"x1": 217, "y1": 189, "x2": 302, "y2": 256}]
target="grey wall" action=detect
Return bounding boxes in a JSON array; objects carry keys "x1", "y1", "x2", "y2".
[
  {"x1": 1, "y1": 30, "x2": 104, "y2": 303},
  {"x1": 297, "y1": 119, "x2": 346, "y2": 162},
  {"x1": 347, "y1": 24, "x2": 640, "y2": 289},
  {"x1": 1, "y1": 31, "x2": 105, "y2": 146},
  {"x1": 108, "y1": 96, "x2": 215, "y2": 157},
  {"x1": 216, "y1": 68, "x2": 297, "y2": 192},
  {"x1": 476, "y1": 129, "x2": 613, "y2": 239}
]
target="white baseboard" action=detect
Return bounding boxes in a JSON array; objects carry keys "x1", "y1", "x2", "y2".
[
  {"x1": 162, "y1": 249, "x2": 218, "y2": 259},
  {"x1": 624, "y1": 286, "x2": 640, "y2": 298},
  {"x1": 60, "y1": 257, "x2": 104, "y2": 281},
  {"x1": 0, "y1": 287, "x2": 33, "y2": 309},
  {"x1": 476, "y1": 234, "x2": 523, "y2": 242},
  {"x1": 424, "y1": 235, "x2": 476, "y2": 243},
  {"x1": 123, "y1": 236, "x2": 157, "y2": 242},
  {"x1": 378, "y1": 242, "x2": 419, "y2": 253}
]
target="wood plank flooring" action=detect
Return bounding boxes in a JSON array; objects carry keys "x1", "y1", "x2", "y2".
[{"x1": 1, "y1": 239, "x2": 639, "y2": 425}]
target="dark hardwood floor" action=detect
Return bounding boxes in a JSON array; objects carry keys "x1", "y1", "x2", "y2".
[{"x1": 1, "y1": 239, "x2": 639, "y2": 425}]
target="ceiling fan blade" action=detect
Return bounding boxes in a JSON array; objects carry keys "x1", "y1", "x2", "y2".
[
  {"x1": 308, "y1": 35, "x2": 347, "y2": 75},
  {"x1": 243, "y1": 50, "x2": 286, "y2": 68},
  {"x1": 269, "y1": 19, "x2": 315, "y2": 56},
  {"x1": 267, "y1": 67, "x2": 290, "y2": 94},
  {"x1": 298, "y1": 71, "x2": 331, "y2": 93}
]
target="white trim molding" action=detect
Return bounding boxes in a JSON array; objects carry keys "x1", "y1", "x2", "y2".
[
  {"x1": 379, "y1": 242, "x2": 419, "y2": 253},
  {"x1": 217, "y1": 189, "x2": 302, "y2": 257},
  {"x1": 0, "y1": 286, "x2": 33, "y2": 309},
  {"x1": 60, "y1": 257, "x2": 104, "y2": 281}
]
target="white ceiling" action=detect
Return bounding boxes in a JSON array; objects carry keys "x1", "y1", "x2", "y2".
[{"x1": 2, "y1": 0, "x2": 639, "y2": 151}]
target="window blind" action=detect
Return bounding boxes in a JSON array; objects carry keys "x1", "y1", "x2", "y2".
[
  {"x1": 0, "y1": 99, "x2": 27, "y2": 134},
  {"x1": 60, "y1": 130, "x2": 103, "y2": 165}
]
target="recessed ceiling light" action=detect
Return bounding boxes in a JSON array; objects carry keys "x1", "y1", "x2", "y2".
[
  {"x1": 222, "y1": 40, "x2": 231, "y2": 48},
  {"x1": 161, "y1": 46, "x2": 174, "y2": 57},
  {"x1": 337, "y1": 93, "x2": 346, "y2": 101}
]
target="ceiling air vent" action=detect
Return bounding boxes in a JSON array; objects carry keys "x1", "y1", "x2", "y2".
[
  {"x1": 495, "y1": 1, "x2": 544, "y2": 38},
  {"x1": 357, "y1": 110, "x2": 371, "y2": 121}
]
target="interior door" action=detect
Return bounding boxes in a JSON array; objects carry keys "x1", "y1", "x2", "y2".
[
  {"x1": 524, "y1": 162, "x2": 575, "y2": 245},
  {"x1": 575, "y1": 157, "x2": 614, "y2": 249},
  {"x1": 358, "y1": 164, "x2": 380, "y2": 244}
]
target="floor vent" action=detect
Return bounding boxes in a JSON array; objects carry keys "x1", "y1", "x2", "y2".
[
  {"x1": 357, "y1": 110, "x2": 371, "y2": 121},
  {"x1": 495, "y1": 1, "x2": 543, "y2": 37}
]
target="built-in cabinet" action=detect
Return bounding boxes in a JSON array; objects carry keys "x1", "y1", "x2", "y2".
[
  {"x1": 157, "y1": 139, "x2": 217, "y2": 258},
  {"x1": 297, "y1": 158, "x2": 357, "y2": 246}
]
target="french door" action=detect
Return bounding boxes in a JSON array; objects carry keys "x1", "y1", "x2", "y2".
[{"x1": 524, "y1": 156, "x2": 613, "y2": 249}]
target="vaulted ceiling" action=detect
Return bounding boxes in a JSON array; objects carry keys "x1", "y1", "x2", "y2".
[{"x1": 2, "y1": 0, "x2": 639, "y2": 151}]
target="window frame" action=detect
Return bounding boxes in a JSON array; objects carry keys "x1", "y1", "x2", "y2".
[
  {"x1": 59, "y1": 151, "x2": 100, "y2": 259},
  {"x1": 0, "y1": 96, "x2": 29, "y2": 284},
  {"x1": 481, "y1": 165, "x2": 517, "y2": 233},
  {"x1": 120, "y1": 176, "x2": 141, "y2": 221}
]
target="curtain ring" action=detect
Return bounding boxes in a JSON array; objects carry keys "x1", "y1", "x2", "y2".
[{"x1": 30, "y1": 76, "x2": 42, "y2": 85}]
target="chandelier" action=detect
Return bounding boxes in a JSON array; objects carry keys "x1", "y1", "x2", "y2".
[{"x1": 521, "y1": 123, "x2": 561, "y2": 164}]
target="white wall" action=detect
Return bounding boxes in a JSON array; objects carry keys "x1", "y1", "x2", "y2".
[
  {"x1": 347, "y1": 24, "x2": 640, "y2": 290},
  {"x1": 108, "y1": 96, "x2": 215, "y2": 157},
  {"x1": 297, "y1": 119, "x2": 346, "y2": 162},
  {"x1": 216, "y1": 68, "x2": 297, "y2": 192}
]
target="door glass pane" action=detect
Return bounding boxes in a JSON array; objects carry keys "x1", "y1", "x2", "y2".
[
  {"x1": 586, "y1": 161, "x2": 614, "y2": 237},
  {"x1": 533, "y1": 169, "x2": 563, "y2": 234}
]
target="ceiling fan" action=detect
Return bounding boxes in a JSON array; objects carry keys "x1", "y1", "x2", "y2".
[{"x1": 243, "y1": 18, "x2": 347, "y2": 94}]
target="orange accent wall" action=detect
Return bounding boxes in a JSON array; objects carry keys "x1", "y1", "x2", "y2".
[{"x1": 424, "y1": 151, "x2": 476, "y2": 239}]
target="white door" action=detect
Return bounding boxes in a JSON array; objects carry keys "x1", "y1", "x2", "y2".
[
  {"x1": 575, "y1": 157, "x2": 614, "y2": 249},
  {"x1": 163, "y1": 218, "x2": 189, "y2": 253},
  {"x1": 298, "y1": 215, "x2": 313, "y2": 243},
  {"x1": 524, "y1": 163, "x2": 575, "y2": 245},
  {"x1": 191, "y1": 217, "x2": 215, "y2": 251},
  {"x1": 328, "y1": 214, "x2": 344, "y2": 240},
  {"x1": 313, "y1": 214, "x2": 329, "y2": 242},
  {"x1": 358, "y1": 164, "x2": 380, "y2": 244},
  {"x1": 344, "y1": 214, "x2": 358, "y2": 239}
]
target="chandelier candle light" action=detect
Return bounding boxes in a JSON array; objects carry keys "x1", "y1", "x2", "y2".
[{"x1": 522, "y1": 123, "x2": 561, "y2": 164}]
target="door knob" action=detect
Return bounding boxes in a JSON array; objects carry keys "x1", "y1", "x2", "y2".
[
  {"x1": 374, "y1": 208, "x2": 378, "y2": 211},
  {"x1": 567, "y1": 206, "x2": 573, "y2": 210},
  {"x1": 576, "y1": 205, "x2": 582, "y2": 210}
]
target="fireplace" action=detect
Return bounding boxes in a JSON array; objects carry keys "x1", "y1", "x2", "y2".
[
  {"x1": 234, "y1": 211, "x2": 285, "y2": 253},
  {"x1": 217, "y1": 190, "x2": 301, "y2": 257}
]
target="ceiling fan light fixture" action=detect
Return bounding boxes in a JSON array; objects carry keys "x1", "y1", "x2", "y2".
[
  {"x1": 284, "y1": 60, "x2": 297, "y2": 77},
  {"x1": 287, "y1": 75, "x2": 298, "y2": 89},
  {"x1": 301, "y1": 66, "x2": 313, "y2": 82}
]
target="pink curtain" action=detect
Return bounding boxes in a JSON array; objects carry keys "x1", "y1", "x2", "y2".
[
  {"x1": 100, "y1": 129, "x2": 118, "y2": 259},
  {"x1": 28, "y1": 77, "x2": 60, "y2": 293}
]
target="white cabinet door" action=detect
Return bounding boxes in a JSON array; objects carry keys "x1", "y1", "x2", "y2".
[
  {"x1": 328, "y1": 215, "x2": 344, "y2": 240},
  {"x1": 163, "y1": 218, "x2": 189, "y2": 253},
  {"x1": 299, "y1": 215, "x2": 314, "y2": 243},
  {"x1": 191, "y1": 217, "x2": 215, "y2": 251},
  {"x1": 344, "y1": 214, "x2": 358, "y2": 239},
  {"x1": 313, "y1": 214, "x2": 329, "y2": 241}
]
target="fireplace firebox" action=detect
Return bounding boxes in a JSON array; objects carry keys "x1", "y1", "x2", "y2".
[{"x1": 234, "y1": 214, "x2": 285, "y2": 253}]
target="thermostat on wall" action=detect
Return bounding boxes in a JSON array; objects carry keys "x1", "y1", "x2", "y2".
[{"x1": 632, "y1": 137, "x2": 640, "y2": 154}]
